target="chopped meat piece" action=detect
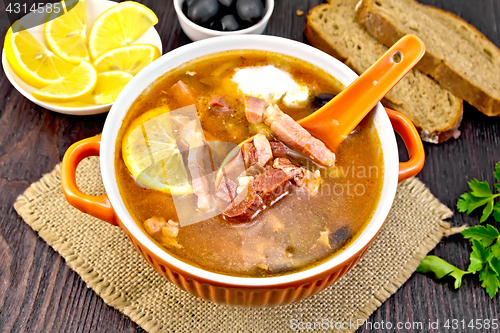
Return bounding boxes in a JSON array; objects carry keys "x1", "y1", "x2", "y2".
[
  {"x1": 223, "y1": 169, "x2": 290, "y2": 221},
  {"x1": 296, "y1": 169, "x2": 322, "y2": 196},
  {"x1": 189, "y1": 163, "x2": 212, "y2": 210},
  {"x1": 244, "y1": 163, "x2": 266, "y2": 177},
  {"x1": 273, "y1": 157, "x2": 304, "y2": 180},
  {"x1": 270, "y1": 141, "x2": 288, "y2": 158},
  {"x1": 263, "y1": 105, "x2": 335, "y2": 167},
  {"x1": 208, "y1": 96, "x2": 233, "y2": 116},
  {"x1": 237, "y1": 176, "x2": 254, "y2": 194},
  {"x1": 223, "y1": 187, "x2": 264, "y2": 221},
  {"x1": 188, "y1": 147, "x2": 213, "y2": 211},
  {"x1": 143, "y1": 216, "x2": 168, "y2": 237},
  {"x1": 242, "y1": 142, "x2": 258, "y2": 168},
  {"x1": 245, "y1": 96, "x2": 268, "y2": 123},
  {"x1": 253, "y1": 134, "x2": 272, "y2": 166},
  {"x1": 216, "y1": 176, "x2": 237, "y2": 202},
  {"x1": 251, "y1": 168, "x2": 290, "y2": 205},
  {"x1": 222, "y1": 149, "x2": 245, "y2": 180},
  {"x1": 317, "y1": 228, "x2": 331, "y2": 248},
  {"x1": 170, "y1": 80, "x2": 196, "y2": 107},
  {"x1": 144, "y1": 217, "x2": 182, "y2": 249}
]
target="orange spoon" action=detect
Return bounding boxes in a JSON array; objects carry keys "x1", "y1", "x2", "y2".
[
  {"x1": 217, "y1": 35, "x2": 425, "y2": 183},
  {"x1": 299, "y1": 34, "x2": 425, "y2": 150}
]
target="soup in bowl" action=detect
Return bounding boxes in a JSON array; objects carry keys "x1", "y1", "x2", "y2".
[{"x1": 61, "y1": 35, "x2": 424, "y2": 307}]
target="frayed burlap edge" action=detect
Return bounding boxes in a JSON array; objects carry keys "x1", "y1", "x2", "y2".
[
  {"x1": 343, "y1": 177, "x2": 459, "y2": 332},
  {"x1": 14, "y1": 161, "x2": 461, "y2": 333}
]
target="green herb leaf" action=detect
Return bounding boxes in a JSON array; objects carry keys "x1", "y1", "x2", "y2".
[
  {"x1": 494, "y1": 162, "x2": 500, "y2": 184},
  {"x1": 416, "y1": 255, "x2": 469, "y2": 289},
  {"x1": 494, "y1": 203, "x2": 500, "y2": 222},
  {"x1": 491, "y1": 242, "x2": 500, "y2": 258},
  {"x1": 481, "y1": 201, "x2": 495, "y2": 223},
  {"x1": 457, "y1": 193, "x2": 472, "y2": 213},
  {"x1": 479, "y1": 265, "x2": 500, "y2": 298},
  {"x1": 489, "y1": 256, "x2": 500, "y2": 275},
  {"x1": 456, "y1": 168, "x2": 500, "y2": 222},
  {"x1": 468, "y1": 239, "x2": 489, "y2": 273},
  {"x1": 469, "y1": 179, "x2": 493, "y2": 197},
  {"x1": 449, "y1": 269, "x2": 470, "y2": 289},
  {"x1": 461, "y1": 225, "x2": 500, "y2": 247}
]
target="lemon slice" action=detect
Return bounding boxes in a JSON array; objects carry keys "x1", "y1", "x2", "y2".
[
  {"x1": 93, "y1": 44, "x2": 160, "y2": 75},
  {"x1": 122, "y1": 106, "x2": 192, "y2": 195},
  {"x1": 45, "y1": 0, "x2": 89, "y2": 64},
  {"x1": 32, "y1": 60, "x2": 97, "y2": 102},
  {"x1": 88, "y1": 1, "x2": 158, "y2": 59},
  {"x1": 92, "y1": 71, "x2": 133, "y2": 104},
  {"x1": 4, "y1": 21, "x2": 75, "y2": 88}
]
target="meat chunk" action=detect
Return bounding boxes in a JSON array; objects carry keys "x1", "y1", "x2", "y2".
[
  {"x1": 251, "y1": 168, "x2": 291, "y2": 205},
  {"x1": 223, "y1": 168, "x2": 291, "y2": 221},
  {"x1": 245, "y1": 96, "x2": 268, "y2": 123},
  {"x1": 144, "y1": 217, "x2": 182, "y2": 249},
  {"x1": 296, "y1": 169, "x2": 322, "y2": 196},
  {"x1": 187, "y1": 147, "x2": 213, "y2": 211},
  {"x1": 189, "y1": 164, "x2": 212, "y2": 210},
  {"x1": 143, "y1": 216, "x2": 168, "y2": 237},
  {"x1": 263, "y1": 105, "x2": 335, "y2": 167},
  {"x1": 242, "y1": 143, "x2": 258, "y2": 168},
  {"x1": 270, "y1": 141, "x2": 288, "y2": 158},
  {"x1": 208, "y1": 96, "x2": 233, "y2": 116},
  {"x1": 170, "y1": 80, "x2": 196, "y2": 107},
  {"x1": 223, "y1": 187, "x2": 264, "y2": 221},
  {"x1": 253, "y1": 134, "x2": 272, "y2": 166},
  {"x1": 222, "y1": 149, "x2": 245, "y2": 180},
  {"x1": 216, "y1": 176, "x2": 238, "y2": 202},
  {"x1": 273, "y1": 157, "x2": 304, "y2": 180}
]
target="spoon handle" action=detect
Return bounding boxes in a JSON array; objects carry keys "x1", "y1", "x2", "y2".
[{"x1": 299, "y1": 34, "x2": 425, "y2": 150}]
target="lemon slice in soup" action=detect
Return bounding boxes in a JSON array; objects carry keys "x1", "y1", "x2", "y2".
[{"x1": 122, "y1": 106, "x2": 192, "y2": 195}]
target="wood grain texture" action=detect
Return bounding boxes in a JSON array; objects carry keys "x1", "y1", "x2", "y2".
[{"x1": 0, "y1": 0, "x2": 499, "y2": 332}]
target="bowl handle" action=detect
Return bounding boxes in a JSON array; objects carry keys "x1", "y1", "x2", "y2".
[
  {"x1": 386, "y1": 108, "x2": 425, "y2": 182},
  {"x1": 61, "y1": 135, "x2": 118, "y2": 226}
]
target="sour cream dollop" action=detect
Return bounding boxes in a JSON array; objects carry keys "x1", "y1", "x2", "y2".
[{"x1": 231, "y1": 65, "x2": 309, "y2": 107}]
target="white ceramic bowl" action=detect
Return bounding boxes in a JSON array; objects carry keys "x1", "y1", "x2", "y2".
[
  {"x1": 1, "y1": 0, "x2": 162, "y2": 115},
  {"x1": 173, "y1": 0, "x2": 274, "y2": 41}
]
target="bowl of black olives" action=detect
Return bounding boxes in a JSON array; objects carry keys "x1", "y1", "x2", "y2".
[{"x1": 173, "y1": 0, "x2": 274, "y2": 41}]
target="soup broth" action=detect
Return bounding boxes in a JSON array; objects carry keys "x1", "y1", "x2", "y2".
[{"x1": 115, "y1": 50, "x2": 384, "y2": 277}]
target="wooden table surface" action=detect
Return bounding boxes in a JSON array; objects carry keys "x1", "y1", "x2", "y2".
[{"x1": 1, "y1": 0, "x2": 499, "y2": 332}]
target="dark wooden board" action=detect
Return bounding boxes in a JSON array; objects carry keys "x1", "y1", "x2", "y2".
[{"x1": 0, "y1": 0, "x2": 499, "y2": 332}]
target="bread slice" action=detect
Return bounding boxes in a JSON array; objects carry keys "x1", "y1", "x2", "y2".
[
  {"x1": 305, "y1": 2, "x2": 463, "y2": 143},
  {"x1": 355, "y1": 0, "x2": 500, "y2": 116}
]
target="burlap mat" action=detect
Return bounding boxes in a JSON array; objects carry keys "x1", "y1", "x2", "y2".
[{"x1": 14, "y1": 156, "x2": 459, "y2": 333}]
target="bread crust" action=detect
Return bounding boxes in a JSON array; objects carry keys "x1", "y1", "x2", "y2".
[
  {"x1": 356, "y1": 0, "x2": 500, "y2": 116},
  {"x1": 305, "y1": 3, "x2": 463, "y2": 143}
]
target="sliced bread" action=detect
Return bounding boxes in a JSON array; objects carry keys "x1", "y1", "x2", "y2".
[
  {"x1": 356, "y1": 0, "x2": 500, "y2": 116},
  {"x1": 305, "y1": 1, "x2": 463, "y2": 143}
]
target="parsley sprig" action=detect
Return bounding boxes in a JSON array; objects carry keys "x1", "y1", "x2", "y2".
[
  {"x1": 457, "y1": 162, "x2": 500, "y2": 222},
  {"x1": 417, "y1": 162, "x2": 500, "y2": 298}
]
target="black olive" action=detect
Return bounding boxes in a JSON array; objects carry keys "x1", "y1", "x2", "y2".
[
  {"x1": 187, "y1": 0, "x2": 220, "y2": 26},
  {"x1": 328, "y1": 226, "x2": 352, "y2": 250},
  {"x1": 311, "y1": 93, "x2": 335, "y2": 111},
  {"x1": 218, "y1": 0, "x2": 234, "y2": 8},
  {"x1": 220, "y1": 14, "x2": 240, "y2": 31},
  {"x1": 182, "y1": 0, "x2": 197, "y2": 13},
  {"x1": 235, "y1": 0, "x2": 264, "y2": 24}
]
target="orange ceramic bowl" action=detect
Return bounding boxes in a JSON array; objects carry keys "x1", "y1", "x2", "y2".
[{"x1": 61, "y1": 35, "x2": 424, "y2": 307}]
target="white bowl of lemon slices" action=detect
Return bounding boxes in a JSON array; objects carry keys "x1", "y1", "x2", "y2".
[{"x1": 2, "y1": 0, "x2": 162, "y2": 115}]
